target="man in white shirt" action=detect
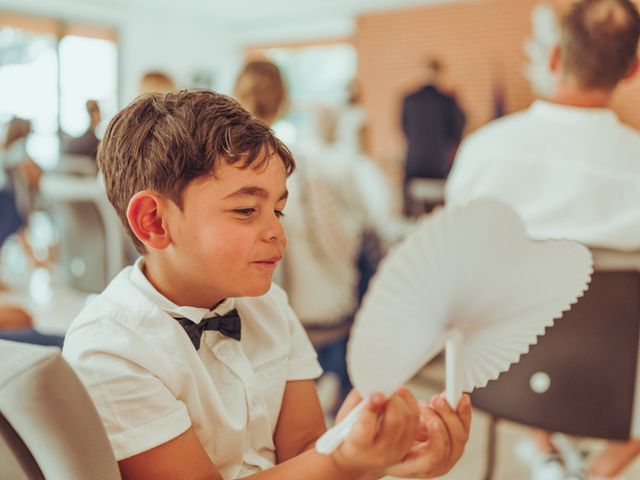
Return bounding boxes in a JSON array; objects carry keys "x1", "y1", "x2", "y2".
[
  {"x1": 446, "y1": 0, "x2": 640, "y2": 252},
  {"x1": 446, "y1": 0, "x2": 640, "y2": 478}
]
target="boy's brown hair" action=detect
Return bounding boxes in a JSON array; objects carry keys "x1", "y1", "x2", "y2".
[
  {"x1": 97, "y1": 89, "x2": 295, "y2": 252},
  {"x1": 561, "y1": 0, "x2": 640, "y2": 89}
]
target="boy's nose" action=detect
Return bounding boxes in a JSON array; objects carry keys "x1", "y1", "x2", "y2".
[{"x1": 263, "y1": 217, "x2": 286, "y2": 243}]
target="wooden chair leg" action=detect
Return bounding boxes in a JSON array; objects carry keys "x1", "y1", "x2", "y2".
[{"x1": 483, "y1": 415, "x2": 498, "y2": 480}]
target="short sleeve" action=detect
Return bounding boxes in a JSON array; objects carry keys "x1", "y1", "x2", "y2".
[{"x1": 63, "y1": 322, "x2": 191, "y2": 461}]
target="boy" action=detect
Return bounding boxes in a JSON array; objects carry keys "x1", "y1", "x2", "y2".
[{"x1": 63, "y1": 90, "x2": 471, "y2": 480}]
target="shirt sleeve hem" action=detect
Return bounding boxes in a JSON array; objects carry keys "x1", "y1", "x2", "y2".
[
  {"x1": 286, "y1": 356, "x2": 323, "y2": 381},
  {"x1": 110, "y1": 403, "x2": 192, "y2": 461}
]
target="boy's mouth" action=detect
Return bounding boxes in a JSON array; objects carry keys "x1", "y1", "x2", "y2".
[{"x1": 253, "y1": 256, "x2": 282, "y2": 267}]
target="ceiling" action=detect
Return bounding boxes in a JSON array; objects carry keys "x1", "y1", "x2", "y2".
[
  {"x1": 6, "y1": 0, "x2": 470, "y2": 27},
  {"x1": 1, "y1": 0, "x2": 472, "y2": 44}
]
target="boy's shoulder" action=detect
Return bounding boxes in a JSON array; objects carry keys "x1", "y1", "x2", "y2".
[{"x1": 66, "y1": 266, "x2": 158, "y2": 336}]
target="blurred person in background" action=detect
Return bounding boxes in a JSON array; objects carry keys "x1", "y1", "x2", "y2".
[
  {"x1": 446, "y1": 0, "x2": 640, "y2": 478},
  {"x1": 234, "y1": 60, "x2": 394, "y2": 414},
  {"x1": 1, "y1": 117, "x2": 42, "y2": 266},
  {"x1": 401, "y1": 57, "x2": 465, "y2": 215},
  {"x1": 63, "y1": 99, "x2": 102, "y2": 160},
  {"x1": 0, "y1": 303, "x2": 64, "y2": 348},
  {"x1": 234, "y1": 60, "x2": 287, "y2": 126},
  {"x1": 138, "y1": 70, "x2": 177, "y2": 94}
]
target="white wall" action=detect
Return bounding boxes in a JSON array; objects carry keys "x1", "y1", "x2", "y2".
[{"x1": 117, "y1": 14, "x2": 240, "y2": 103}]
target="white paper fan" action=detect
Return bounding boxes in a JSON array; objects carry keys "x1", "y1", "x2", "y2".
[{"x1": 316, "y1": 198, "x2": 592, "y2": 455}]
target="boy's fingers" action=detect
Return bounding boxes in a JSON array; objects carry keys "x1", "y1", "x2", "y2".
[
  {"x1": 396, "y1": 387, "x2": 421, "y2": 441},
  {"x1": 396, "y1": 386, "x2": 420, "y2": 419},
  {"x1": 344, "y1": 389, "x2": 364, "y2": 409},
  {"x1": 432, "y1": 394, "x2": 469, "y2": 462},
  {"x1": 415, "y1": 400, "x2": 431, "y2": 441},
  {"x1": 456, "y1": 394, "x2": 471, "y2": 435},
  {"x1": 349, "y1": 393, "x2": 385, "y2": 445},
  {"x1": 433, "y1": 394, "x2": 468, "y2": 439},
  {"x1": 456, "y1": 394, "x2": 472, "y2": 436},
  {"x1": 335, "y1": 389, "x2": 365, "y2": 424},
  {"x1": 378, "y1": 393, "x2": 418, "y2": 445},
  {"x1": 419, "y1": 404, "x2": 451, "y2": 463}
]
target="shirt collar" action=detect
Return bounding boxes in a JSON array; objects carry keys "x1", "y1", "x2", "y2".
[
  {"x1": 530, "y1": 99, "x2": 619, "y2": 125},
  {"x1": 129, "y1": 257, "x2": 236, "y2": 325}
]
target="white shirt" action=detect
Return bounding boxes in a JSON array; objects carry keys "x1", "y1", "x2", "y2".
[
  {"x1": 63, "y1": 258, "x2": 322, "y2": 479},
  {"x1": 445, "y1": 100, "x2": 640, "y2": 251},
  {"x1": 281, "y1": 141, "x2": 396, "y2": 323}
]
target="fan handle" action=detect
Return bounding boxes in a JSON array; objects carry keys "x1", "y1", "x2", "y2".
[
  {"x1": 445, "y1": 329, "x2": 464, "y2": 407},
  {"x1": 315, "y1": 400, "x2": 366, "y2": 455}
]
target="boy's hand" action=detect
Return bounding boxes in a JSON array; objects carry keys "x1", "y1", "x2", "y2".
[
  {"x1": 385, "y1": 393, "x2": 472, "y2": 478},
  {"x1": 330, "y1": 387, "x2": 420, "y2": 477},
  {"x1": 334, "y1": 389, "x2": 364, "y2": 424}
]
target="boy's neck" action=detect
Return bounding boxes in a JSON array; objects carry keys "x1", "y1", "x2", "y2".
[{"x1": 142, "y1": 256, "x2": 225, "y2": 310}]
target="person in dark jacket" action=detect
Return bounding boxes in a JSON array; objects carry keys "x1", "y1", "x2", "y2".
[{"x1": 401, "y1": 58, "x2": 465, "y2": 214}]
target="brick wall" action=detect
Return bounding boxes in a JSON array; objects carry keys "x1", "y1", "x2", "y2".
[{"x1": 355, "y1": 0, "x2": 640, "y2": 180}]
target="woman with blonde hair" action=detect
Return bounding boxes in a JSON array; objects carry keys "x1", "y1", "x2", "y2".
[
  {"x1": 138, "y1": 70, "x2": 176, "y2": 94},
  {"x1": 234, "y1": 60, "x2": 367, "y2": 414},
  {"x1": 234, "y1": 60, "x2": 287, "y2": 125}
]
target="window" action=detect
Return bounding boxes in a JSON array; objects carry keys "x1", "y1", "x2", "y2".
[{"x1": 0, "y1": 13, "x2": 117, "y2": 169}]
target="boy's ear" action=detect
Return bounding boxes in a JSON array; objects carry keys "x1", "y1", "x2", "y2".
[{"x1": 127, "y1": 191, "x2": 171, "y2": 250}]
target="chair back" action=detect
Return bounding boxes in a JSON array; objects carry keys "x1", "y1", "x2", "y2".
[
  {"x1": 51, "y1": 200, "x2": 108, "y2": 292},
  {"x1": 471, "y1": 252, "x2": 640, "y2": 440},
  {"x1": 0, "y1": 340, "x2": 121, "y2": 479},
  {"x1": 56, "y1": 154, "x2": 98, "y2": 177}
]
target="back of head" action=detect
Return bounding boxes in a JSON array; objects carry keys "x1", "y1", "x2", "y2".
[
  {"x1": 86, "y1": 100, "x2": 100, "y2": 115},
  {"x1": 97, "y1": 89, "x2": 295, "y2": 252},
  {"x1": 233, "y1": 60, "x2": 287, "y2": 125},
  {"x1": 4, "y1": 117, "x2": 31, "y2": 149},
  {"x1": 426, "y1": 57, "x2": 443, "y2": 75},
  {"x1": 560, "y1": 0, "x2": 640, "y2": 90},
  {"x1": 139, "y1": 70, "x2": 177, "y2": 94},
  {"x1": 420, "y1": 56, "x2": 444, "y2": 86},
  {"x1": 86, "y1": 99, "x2": 101, "y2": 128}
]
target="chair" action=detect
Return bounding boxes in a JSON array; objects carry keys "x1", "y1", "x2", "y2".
[
  {"x1": 471, "y1": 249, "x2": 640, "y2": 479},
  {"x1": 56, "y1": 154, "x2": 98, "y2": 177},
  {"x1": 0, "y1": 339, "x2": 121, "y2": 479},
  {"x1": 41, "y1": 173, "x2": 128, "y2": 293}
]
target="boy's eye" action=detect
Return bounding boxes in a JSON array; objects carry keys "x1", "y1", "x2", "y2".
[
  {"x1": 235, "y1": 208, "x2": 256, "y2": 216},
  {"x1": 275, "y1": 209, "x2": 285, "y2": 218}
]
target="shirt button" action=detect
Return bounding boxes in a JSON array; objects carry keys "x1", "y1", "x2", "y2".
[{"x1": 218, "y1": 344, "x2": 231, "y2": 357}]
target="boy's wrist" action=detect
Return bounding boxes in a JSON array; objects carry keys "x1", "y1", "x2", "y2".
[{"x1": 329, "y1": 448, "x2": 382, "y2": 480}]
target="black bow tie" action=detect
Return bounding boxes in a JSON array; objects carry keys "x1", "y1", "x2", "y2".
[{"x1": 175, "y1": 308, "x2": 242, "y2": 350}]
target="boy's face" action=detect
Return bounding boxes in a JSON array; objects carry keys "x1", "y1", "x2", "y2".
[{"x1": 164, "y1": 156, "x2": 288, "y2": 305}]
